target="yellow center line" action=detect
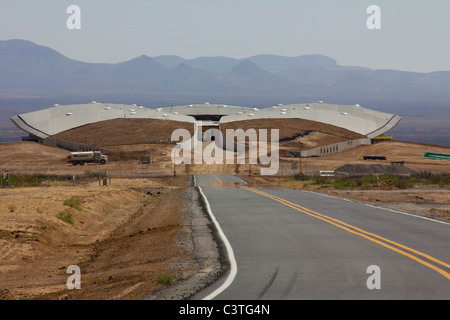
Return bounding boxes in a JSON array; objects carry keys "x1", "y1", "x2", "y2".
[
  {"x1": 212, "y1": 174, "x2": 223, "y2": 183},
  {"x1": 243, "y1": 186, "x2": 450, "y2": 280},
  {"x1": 246, "y1": 187, "x2": 450, "y2": 270}
]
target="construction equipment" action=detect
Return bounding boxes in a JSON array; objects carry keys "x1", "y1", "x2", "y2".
[{"x1": 68, "y1": 151, "x2": 108, "y2": 165}]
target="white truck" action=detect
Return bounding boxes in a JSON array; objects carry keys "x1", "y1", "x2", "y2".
[{"x1": 68, "y1": 151, "x2": 108, "y2": 165}]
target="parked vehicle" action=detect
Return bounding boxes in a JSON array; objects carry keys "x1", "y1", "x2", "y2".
[{"x1": 68, "y1": 151, "x2": 108, "y2": 165}]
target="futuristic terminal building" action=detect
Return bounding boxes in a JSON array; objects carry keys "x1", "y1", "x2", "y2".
[{"x1": 11, "y1": 101, "x2": 401, "y2": 143}]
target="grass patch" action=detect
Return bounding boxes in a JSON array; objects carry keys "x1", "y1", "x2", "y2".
[
  {"x1": 292, "y1": 173, "x2": 311, "y2": 181},
  {"x1": 286, "y1": 173, "x2": 450, "y2": 190},
  {"x1": 331, "y1": 175, "x2": 414, "y2": 190},
  {"x1": 156, "y1": 274, "x2": 174, "y2": 285},
  {"x1": 56, "y1": 211, "x2": 74, "y2": 225},
  {"x1": 283, "y1": 176, "x2": 295, "y2": 182},
  {"x1": 0, "y1": 172, "x2": 105, "y2": 188},
  {"x1": 64, "y1": 198, "x2": 83, "y2": 211}
]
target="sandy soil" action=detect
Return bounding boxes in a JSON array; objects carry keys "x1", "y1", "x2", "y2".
[
  {"x1": 1, "y1": 139, "x2": 449, "y2": 176},
  {"x1": 288, "y1": 140, "x2": 450, "y2": 174},
  {"x1": 51, "y1": 118, "x2": 195, "y2": 147},
  {"x1": 0, "y1": 176, "x2": 215, "y2": 300},
  {"x1": 0, "y1": 141, "x2": 177, "y2": 176},
  {"x1": 220, "y1": 118, "x2": 366, "y2": 143}
]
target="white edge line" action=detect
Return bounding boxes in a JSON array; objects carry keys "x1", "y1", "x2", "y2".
[
  {"x1": 195, "y1": 177, "x2": 238, "y2": 300},
  {"x1": 299, "y1": 189, "x2": 450, "y2": 226}
]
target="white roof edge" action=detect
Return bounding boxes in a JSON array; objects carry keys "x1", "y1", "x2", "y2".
[{"x1": 11, "y1": 102, "x2": 402, "y2": 139}]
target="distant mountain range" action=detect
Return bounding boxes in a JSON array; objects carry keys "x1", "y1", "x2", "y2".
[
  {"x1": 0, "y1": 39, "x2": 449, "y2": 146},
  {"x1": 2, "y1": 39, "x2": 450, "y2": 101}
]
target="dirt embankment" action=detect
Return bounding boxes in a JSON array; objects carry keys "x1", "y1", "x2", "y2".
[
  {"x1": 48, "y1": 117, "x2": 368, "y2": 167},
  {"x1": 220, "y1": 118, "x2": 366, "y2": 149},
  {"x1": 18, "y1": 115, "x2": 448, "y2": 176},
  {"x1": 0, "y1": 176, "x2": 221, "y2": 300},
  {"x1": 51, "y1": 117, "x2": 364, "y2": 150},
  {"x1": 51, "y1": 118, "x2": 195, "y2": 147},
  {"x1": 292, "y1": 140, "x2": 450, "y2": 174},
  {"x1": 0, "y1": 141, "x2": 68, "y2": 168}
]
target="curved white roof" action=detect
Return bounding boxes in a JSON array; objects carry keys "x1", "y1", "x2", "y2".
[
  {"x1": 11, "y1": 101, "x2": 401, "y2": 140},
  {"x1": 220, "y1": 102, "x2": 402, "y2": 138}
]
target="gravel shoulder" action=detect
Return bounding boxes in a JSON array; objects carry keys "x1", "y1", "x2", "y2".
[
  {"x1": 144, "y1": 178, "x2": 223, "y2": 300},
  {"x1": 0, "y1": 176, "x2": 223, "y2": 300}
]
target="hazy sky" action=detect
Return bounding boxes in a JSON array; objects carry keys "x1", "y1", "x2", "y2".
[{"x1": 1, "y1": 0, "x2": 449, "y2": 73}]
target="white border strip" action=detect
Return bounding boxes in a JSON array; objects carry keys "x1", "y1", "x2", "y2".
[
  {"x1": 299, "y1": 189, "x2": 450, "y2": 226},
  {"x1": 194, "y1": 176, "x2": 238, "y2": 300}
]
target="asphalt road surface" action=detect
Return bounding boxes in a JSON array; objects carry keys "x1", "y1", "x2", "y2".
[{"x1": 193, "y1": 174, "x2": 450, "y2": 300}]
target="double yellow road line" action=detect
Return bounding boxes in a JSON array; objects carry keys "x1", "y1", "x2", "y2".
[{"x1": 243, "y1": 186, "x2": 450, "y2": 281}]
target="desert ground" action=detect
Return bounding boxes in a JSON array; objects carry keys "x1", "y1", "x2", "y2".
[
  {"x1": 0, "y1": 175, "x2": 222, "y2": 300},
  {"x1": 0, "y1": 128, "x2": 449, "y2": 299},
  {"x1": 1, "y1": 138, "x2": 449, "y2": 175}
]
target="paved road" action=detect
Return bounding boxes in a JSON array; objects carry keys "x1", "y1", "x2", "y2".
[{"x1": 193, "y1": 174, "x2": 450, "y2": 300}]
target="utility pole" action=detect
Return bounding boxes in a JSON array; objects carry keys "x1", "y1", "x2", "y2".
[{"x1": 299, "y1": 146, "x2": 302, "y2": 175}]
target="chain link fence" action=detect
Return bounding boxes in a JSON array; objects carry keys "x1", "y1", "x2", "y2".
[{"x1": 0, "y1": 169, "x2": 108, "y2": 188}]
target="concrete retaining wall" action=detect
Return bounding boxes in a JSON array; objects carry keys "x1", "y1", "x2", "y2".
[{"x1": 300, "y1": 138, "x2": 371, "y2": 158}]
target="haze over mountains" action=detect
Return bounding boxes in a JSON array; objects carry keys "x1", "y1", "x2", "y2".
[{"x1": 0, "y1": 39, "x2": 449, "y2": 146}]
